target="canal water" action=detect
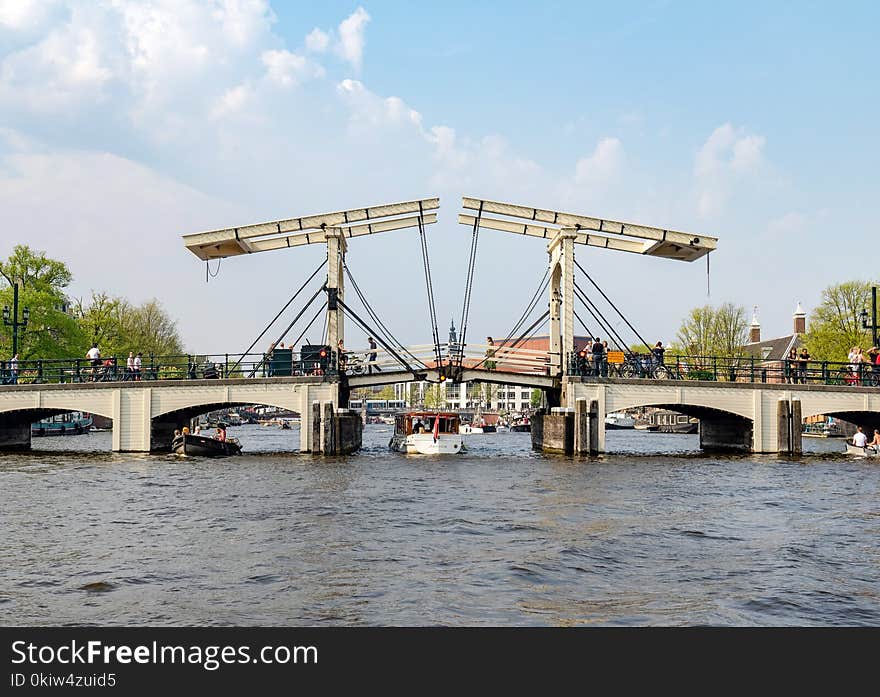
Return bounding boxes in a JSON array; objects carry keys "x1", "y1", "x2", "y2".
[{"x1": 1, "y1": 425, "x2": 877, "y2": 626}]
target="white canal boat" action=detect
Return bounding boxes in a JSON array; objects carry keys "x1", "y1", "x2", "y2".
[
  {"x1": 604, "y1": 412, "x2": 636, "y2": 429},
  {"x1": 390, "y1": 412, "x2": 463, "y2": 455}
]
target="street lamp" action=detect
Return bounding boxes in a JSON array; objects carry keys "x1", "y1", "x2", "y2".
[
  {"x1": 2, "y1": 283, "x2": 30, "y2": 356},
  {"x1": 859, "y1": 286, "x2": 878, "y2": 348}
]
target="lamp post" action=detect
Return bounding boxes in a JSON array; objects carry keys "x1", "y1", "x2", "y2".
[
  {"x1": 2, "y1": 283, "x2": 30, "y2": 356},
  {"x1": 859, "y1": 286, "x2": 878, "y2": 348}
]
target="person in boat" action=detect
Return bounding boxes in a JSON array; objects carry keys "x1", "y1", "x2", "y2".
[
  {"x1": 173, "y1": 429, "x2": 181, "y2": 440},
  {"x1": 869, "y1": 429, "x2": 880, "y2": 450},
  {"x1": 215, "y1": 426, "x2": 227, "y2": 442},
  {"x1": 413, "y1": 419, "x2": 425, "y2": 433},
  {"x1": 852, "y1": 426, "x2": 868, "y2": 448},
  {"x1": 194, "y1": 425, "x2": 201, "y2": 435},
  {"x1": 182, "y1": 426, "x2": 190, "y2": 435}
]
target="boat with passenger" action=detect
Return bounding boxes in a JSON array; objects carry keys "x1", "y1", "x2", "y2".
[
  {"x1": 390, "y1": 412, "x2": 463, "y2": 454},
  {"x1": 172, "y1": 426, "x2": 242, "y2": 457}
]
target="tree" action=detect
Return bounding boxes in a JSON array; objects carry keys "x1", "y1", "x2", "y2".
[
  {"x1": 376, "y1": 385, "x2": 396, "y2": 401},
  {"x1": 0, "y1": 245, "x2": 83, "y2": 359},
  {"x1": 805, "y1": 281, "x2": 876, "y2": 361},
  {"x1": 675, "y1": 303, "x2": 748, "y2": 358},
  {"x1": 74, "y1": 295, "x2": 185, "y2": 357},
  {"x1": 530, "y1": 389, "x2": 542, "y2": 408},
  {"x1": 423, "y1": 383, "x2": 445, "y2": 408}
]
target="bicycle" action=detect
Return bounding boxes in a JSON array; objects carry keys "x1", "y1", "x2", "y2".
[{"x1": 618, "y1": 354, "x2": 670, "y2": 380}]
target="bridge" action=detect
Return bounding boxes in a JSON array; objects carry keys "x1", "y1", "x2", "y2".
[{"x1": 2, "y1": 194, "x2": 877, "y2": 454}]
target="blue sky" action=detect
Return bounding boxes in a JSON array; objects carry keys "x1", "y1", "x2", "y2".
[{"x1": 1, "y1": 1, "x2": 877, "y2": 353}]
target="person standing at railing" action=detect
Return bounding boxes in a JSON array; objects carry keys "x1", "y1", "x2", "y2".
[
  {"x1": 847, "y1": 346, "x2": 863, "y2": 385},
  {"x1": 591, "y1": 337, "x2": 605, "y2": 377},
  {"x1": 9, "y1": 353, "x2": 18, "y2": 384},
  {"x1": 797, "y1": 347, "x2": 810, "y2": 384},
  {"x1": 785, "y1": 348, "x2": 797, "y2": 383},
  {"x1": 133, "y1": 352, "x2": 142, "y2": 381},
  {"x1": 652, "y1": 341, "x2": 665, "y2": 367},
  {"x1": 125, "y1": 352, "x2": 135, "y2": 381}
]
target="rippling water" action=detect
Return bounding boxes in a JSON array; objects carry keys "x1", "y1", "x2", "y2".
[{"x1": 1, "y1": 424, "x2": 878, "y2": 626}]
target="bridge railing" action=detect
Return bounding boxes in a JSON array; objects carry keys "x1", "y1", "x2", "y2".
[
  {"x1": 0, "y1": 351, "x2": 342, "y2": 385},
  {"x1": 566, "y1": 351, "x2": 880, "y2": 387}
]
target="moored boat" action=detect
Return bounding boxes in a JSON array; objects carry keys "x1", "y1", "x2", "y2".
[
  {"x1": 172, "y1": 433, "x2": 242, "y2": 457},
  {"x1": 390, "y1": 412, "x2": 463, "y2": 454},
  {"x1": 604, "y1": 412, "x2": 636, "y2": 429},
  {"x1": 31, "y1": 411, "x2": 93, "y2": 437}
]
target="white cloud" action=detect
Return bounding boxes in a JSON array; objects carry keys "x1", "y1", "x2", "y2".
[
  {"x1": 574, "y1": 137, "x2": 623, "y2": 185},
  {"x1": 767, "y1": 211, "x2": 806, "y2": 237},
  {"x1": 695, "y1": 123, "x2": 766, "y2": 217},
  {"x1": 261, "y1": 49, "x2": 323, "y2": 87},
  {"x1": 336, "y1": 6, "x2": 370, "y2": 70},
  {"x1": 209, "y1": 82, "x2": 251, "y2": 120},
  {"x1": 305, "y1": 27, "x2": 329, "y2": 52}
]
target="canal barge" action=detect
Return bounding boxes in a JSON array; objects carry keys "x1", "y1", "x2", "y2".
[{"x1": 390, "y1": 412, "x2": 463, "y2": 455}]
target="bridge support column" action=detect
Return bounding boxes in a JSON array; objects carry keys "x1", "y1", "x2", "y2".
[
  {"x1": 548, "y1": 231, "x2": 577, "y2": 377},
  {"x1": 326, "y1": 231, "x2": 346, "y2": 355},
  {"x1": 0, "y1": 420, "x2": 30, "y2": 451},
  {"x1": 777, "y1": 399, "x2": 791, "y2": 454},
  {"x1": 574, "y1": 398, "x2": 599, "y2": 456},
  {"x1": 309, "y1": 399, "x2": 362, "y2": 454}
]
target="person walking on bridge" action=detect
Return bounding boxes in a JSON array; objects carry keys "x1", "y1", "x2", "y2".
[
  {"x1": 9, "y1": 353, "x2": 19, "y2": 384},
  {"x1": 368, "y1": 337, "x2": 381, "y2": 374}
]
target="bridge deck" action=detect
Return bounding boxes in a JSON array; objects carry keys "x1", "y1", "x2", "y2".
[{"x1": 347, "y1": 369, "x2": 557, "y2": 390}]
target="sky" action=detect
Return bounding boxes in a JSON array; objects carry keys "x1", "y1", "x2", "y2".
[{"x1": 1, "y1": 0, "x2": 878, "y2": 355}]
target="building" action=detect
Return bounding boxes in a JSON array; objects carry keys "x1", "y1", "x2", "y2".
[{"x1": 741, "y1": 304, "x2": 805, "y2": 382}]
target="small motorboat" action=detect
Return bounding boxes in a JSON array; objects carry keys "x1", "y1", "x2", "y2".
[
  {"x1": 845, "y1": 443, "x2": 880, "y2": 457},
  {"x1": 173, "y1": 433, "x2": 242, "y2": 457}
]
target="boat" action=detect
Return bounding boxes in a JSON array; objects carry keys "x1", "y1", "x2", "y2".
[
  {"x1": 390, "y1": 412, "x2": 463, "y2": 454},
  {"x1": 172, "y1": 433, "x2": 242, "y2": 456},
  {"x1": 643, "y1": 409, "x2": 698, "y2": 434},
  {"x1": 510, "y1": 422, "x2": 531, "y2": 432},
  {"x1": 803, "y1": 421, "x2": 843, "y2": 438},
  {"x1": 459, "y1": 423, "x2": 483, "y2": 434},
  {"x1": 604, "y1": 412, "x2": 636, "y2": 429},
  {"x1": 634, "y1": 421, "x2": 659, "y2": 431},
  {"x1": 31, "y1": 411, "x2": 93, "y2": 436},
  {"x1": 845, "y1": 443, "x2": 880, "y2": 457}
]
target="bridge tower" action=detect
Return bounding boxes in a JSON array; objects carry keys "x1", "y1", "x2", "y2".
[{"x1": 458, "y1": 197, "x2": 718, "y2": 378}]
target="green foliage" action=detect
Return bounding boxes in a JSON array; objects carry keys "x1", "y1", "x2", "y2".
[
  {"x1": 530, "y1": 389, "x2": 542, "y2": 407},
  {"x1": 804, "y1": 280, "x2": 876, "y2": 361},
  {"x1": 0, "y1": 246, "x2": 185, "y2": 361},
  {"x1": 376, "y1": 385, "x2": 396, "y2": 401},
  {"x1": 0, "y1": 245, "x2": 83, "y2": 359},
  {"x1": 675, "y1": 303, "x2": 748, "y2": 358},
  {"x1": 423, "y1": 383, "x2": 445, "y2": 408}
]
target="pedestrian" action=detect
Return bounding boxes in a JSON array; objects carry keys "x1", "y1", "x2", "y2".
[
  {"x1": 591, "y1": 337, "x2": 605, "y2": 377},
  {"x1": 336, "y1": 339, "x2": 346, "y2": 372},
  {"x1": 485, "y1": 337, "x2": 497, "y2": 371},
  {"x1": 785, "y1": 348, "x2": 797, "y2": 383},
  {"x1": 133, "y1": 352, "x2": 142, "y2": 381},
  {"x1": 9, "y1": 353, "x2": 19, "y2": 384},
  {"x1": 126, "y1": 351, "x2": 135, "y2": 381},
  {"x1": 367, "y1": 336, "x2": 381, "y2": 374},
  {"x1": 798, "y1": 347, "x2": 810, "y2": 384},
  {"x1": 652, "y1": 341, "x2": 666, "y2": 366},
  {"x1": 86, "y1": 343, "x2": 101, "y2": 381}
]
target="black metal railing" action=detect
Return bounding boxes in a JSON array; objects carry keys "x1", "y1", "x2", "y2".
[
  {"x1": 566, "y1": 351, "x2": 880, "y2": 387},
  {"x1": 0, "y1": 349, "x2": 341, "y2": 386}
]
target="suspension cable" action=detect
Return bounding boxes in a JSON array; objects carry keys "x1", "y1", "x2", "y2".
[
  {"x1": 573, "y1": 310, "x2": 594, "y2": 340},
  {"x1": 343, "y1": 262, "x2": 427, "y2": 369},
  {"x1": 288, "y1": 302, "x2": 327, "y2": 353},
  {"x1": 247, "y1": 285, "x2": 326, "y2": 377},
  {"x1": 231, "y1": 259, "x2": 327, "y2": 374},
  {"x1": 573, "y1": 283, "x2": 629, "y2": 352},
  {"x1": 336, "y1": 297, "x2": 419, "y2": 376},
  {"x1": 575, "y1": 259, "x2": 653, "y2": 352},
  {"x1": 457, "y1": 201, "x2": 483, "y2": 366},
  {"x1": 503, "y1": 267, "x2": 550, "y2": 347},
  {"x1": 417, "y1": 203, "x2": 443, "y2": 371},
  {"x1": 469, "y1": 309, "x2": 550, "y2": 372}
]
